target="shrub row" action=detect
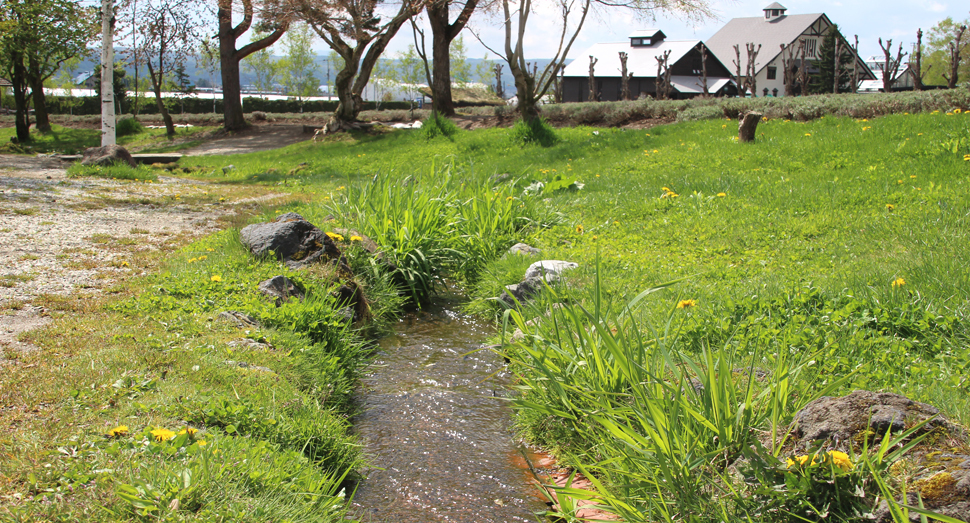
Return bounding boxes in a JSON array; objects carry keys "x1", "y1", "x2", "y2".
[{"x1": 38, "y1": 95, "x2": 415, "y2": 116}]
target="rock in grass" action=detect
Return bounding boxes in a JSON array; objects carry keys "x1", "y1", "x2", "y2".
[
  {"x1": 216, "y1": 310, "x2": 259, "y2": 328},
  {"x1": 239, "y1": 212, "x2": 344, "y2": 269},
  {"x1": 258, "y1": 275, "x2": 305, "y2": 306},
  {"x1": 524, "y1": 260, "x2": 578, "y2": 281},
  {"x1": 499, "y1": 260, "x2": 578, "y2": 306},
  {"x1": 80, "y1": 144, "x2": 137, "y2": 168},
  {"x1": 793, "y1": 390, "x2": 958, "y2": 449},
  {"x1": 508, "y1": 243, "x2": 540, "y2": 256}
]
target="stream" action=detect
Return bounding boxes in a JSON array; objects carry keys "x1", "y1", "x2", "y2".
[{"x1": 348, "y1": 293, "x2": 549, "y2": 522}]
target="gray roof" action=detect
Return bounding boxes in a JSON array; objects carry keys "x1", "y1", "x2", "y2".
[
  {"x1": 563, "y1": 40, "x2": 704, "y2": 79},
  {"x1": 764, "y1": 2, "x2": 786, "y2": 10},
  {"x1": 705, "y1": 13, "x2": 825, "y2": 74}
]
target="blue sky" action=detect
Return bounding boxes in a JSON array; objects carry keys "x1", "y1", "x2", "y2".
[{"x1": 382, "y1": 0, "x2": 969, "y2": 63}]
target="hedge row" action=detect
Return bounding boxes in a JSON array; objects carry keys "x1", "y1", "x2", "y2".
[{"x1": 37, "y1": 96, "x2": 414, "y2": 116}]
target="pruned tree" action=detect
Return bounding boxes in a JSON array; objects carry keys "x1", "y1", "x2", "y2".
[
  {"x1": 493, "y1": 62, "x2": 503, "y2": 98},
  {"x1": 619, "y1": 51, "x2": 632, "y2": 100},
  {"x1": 850, "y1": 35, "x2": 860, "y2": 92},
  {"x1": 913, "y1": 29, "x2": 925, "y2": 91},
  {"x1": 655, "y1": 49, "x2": 671, "y2": 100},
  {"x1": 476, "y1": 0, "x2": 709, "y2": 122},
  {"x1": 744, "y1": 43, "x2": 761, "y2": 97},
  {"x1": 923, "y1": 17, "x2": 970, "y2": 87},
  {"x1": 217, "y1": 0, "x2": 289, "y2": 131},
  {"x1": 698, "y1": 44, "x2": 708, "y2": 96},
  {"x1": 293, "y1": 0, "x2": 418, "y2": 131},
  {"x1": 0, "y1": 0, "x2": 96, "y2": 140},
  {"x1": 780, "y1": 42, "x2": 798, "y2": 96},
  {"x1": 587, "y1": 55, "x2": 597, "y2": 101},
  {"x1": 136, "y1": 0, "x2": 202, "y2": 137},
  {"x1": 732, "y1": 44, "x2": 744, "y2": 97},
  {"x1": 943, "y1": 24, "x2": 967, "y2": 89},
  {"x1": 797, "y1": 39, "x2": 810, "y2": 95},
  {"x1": 426, "y1": 0, "x2": 481, "y2": 115},
  {"x1": 878, "y1": 37, "x2": 906, "y2": 93},
  {"x1": 553, "y1": 69, "x2": 563, "y2": 102}
]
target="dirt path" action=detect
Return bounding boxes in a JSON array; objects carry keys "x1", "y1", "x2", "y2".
[
  {"x1": 181, "y1": 124, "x2": 311, "y2": 156},
  {"x1": 0, "y1": 154, "x2": 287, "y2": 361}
]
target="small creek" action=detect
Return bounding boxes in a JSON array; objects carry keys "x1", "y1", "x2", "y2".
[{"x1": 348, "y1": 292, "x2": 548, "y2": 522}]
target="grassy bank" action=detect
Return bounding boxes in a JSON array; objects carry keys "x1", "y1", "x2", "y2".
[{"x1": 4, "y1": 93, "x2": 970, "y2": 521}]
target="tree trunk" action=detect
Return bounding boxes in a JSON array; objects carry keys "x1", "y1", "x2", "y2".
[
  {"x1": 147, "y1": 62, "x2": 175, "y2": 137},
  {"x1": 217, "y1": 0, "x2": 287, "y2": 131},
  {"x1": 12, "y1": 53, "x2": 31, "y2": 143},
  {"x1": 426, "y1": 0, "x2": 478, "y2": 116},
  {"x1": 738, "y1": 111, "x2": 762, "y2": 143},
  {"x1": 428, "y1": 4, "x2": 455, "y2": 116},
  {"x1": 331, "y1": 62, "x2": 360, "y2": 126},
  {"x1": 27, "y1": 72, "x2": 51, "y2": 133},
  {"x1": 511, "y1": 63, "x2": 538, "y2": 122}
]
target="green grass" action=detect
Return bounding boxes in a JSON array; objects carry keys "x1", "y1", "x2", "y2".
[
  {"x1": 0, "y1": 123, "x2": 216, "y2": 155},
  {"x1": 66, "y1": 162, "x2": 159, "y2": 182},
  {"x1": 5, "y1": 94, "x2": 970, "y2": 521}
]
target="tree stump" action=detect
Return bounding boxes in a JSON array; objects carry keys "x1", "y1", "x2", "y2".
[{"x1": 738, "y1": 111, "x2": 763, "y2": 143}]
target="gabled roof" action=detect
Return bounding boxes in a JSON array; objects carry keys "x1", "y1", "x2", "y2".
[
  {"x1": 628, "y1": 29, "x2": 664, "y2": 39},
  {"x1": 562, "y1": 40, "x2": 704, "y2": 78},
  {"x1": 705, "y1": 13, "x2": 825, "y2": 74}
]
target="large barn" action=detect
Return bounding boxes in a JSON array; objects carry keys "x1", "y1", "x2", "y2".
[
  {"x1": 561, "y1": 30, "x2": 736, "y2": 101},
  {"x1": 704, "y1": 3, "x2": 876, "y2": 96}
]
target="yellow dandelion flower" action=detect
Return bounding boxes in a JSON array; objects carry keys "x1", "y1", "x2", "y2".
[
  {"x1": 197, "y1": 440, "x2": 207, "y2": 446},
  {"x1": 911, "y1": 175, "x2": 917, "y2": 179},
  {"x1": 886, "y1": 204, "x2": 895, "y2": 211},
  {"x1": 350, "y1": 235, "x2": 363, "y2": 242},
  {"x1": 964, "y1": 154, "x2": 970, "y2": 161},
  {"x1": 121, "y1": 261, "x2": 130, "y2": 267},
  {"x1": 210, "y1": 275, "x2": 222, "y2": 282},
  {"x1": 219, "y1": 197, "x2": 226, "y2": 202},
  {"x1": 198, "y1": 255, "x2": 207, "y2": 261},
  {"x1": 178, "y1": 427, "x2": 199, "y2": 437},
  {"x1": 722, "y1": 124, "x2": 727, "y2": 129},
  {"x1": 576, "y1": 225, "x2": 584, "y2": 234},
  {"x1": 892, "y1": 277, "x2": 905, "y2": 288},
  {"x1": 676, "y1": 299, "x2": 697, "y2": 309},
  {"x1": 653, "y1": 149, "x2": 658, "y2": 153},
  {"x1": 187, "y1": 258, "x2": 198, "y2": 263},
  {"x1": 326, "y1": 232, "x2": 345, "y2": 242},
  {"x1": 898, "y1": 180, "x2": 903, "y2": 184},
  {"x1": 804, "y1": 133, "x2": 812, "y2": 137},
  {"x1": 761, "y1": 116, "x2": 768, "y2": 122},
  {"x1": 613, "y1": 221, "x2": 620, "y2": 225},
  {"x1": 506, "y1": 196, "x2": 514, "y2": 201},
  {"x1": 206, "y1": 248, "x2": 214, "y2": 252},
  {"x1": 107, "y1": 425, "x2": 129, "y2": 437},
  {"x1": 955, "y1": 108, "x2": 963, "y2": 114},
  {"x1": 828, "y1": 450, "x2": 854, "y2": 471},
  {"x1": 151, "y1": 428, "x2": 176, "y2": 442},
  {"x1": 717, "y1": 192, "x2": 726, "y2": 197},
  {"x1": 337, "y1": 186, "x2": 346, "y2": 190}
]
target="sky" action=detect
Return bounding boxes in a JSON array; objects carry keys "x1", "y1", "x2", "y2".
[{"x1": 377, "y1": 0, "x2": 969, "y2": 64}]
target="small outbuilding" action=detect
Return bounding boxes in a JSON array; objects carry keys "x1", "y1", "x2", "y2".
[{"x1": 561, "y1": 30, "x2": 736, "y2": 101}]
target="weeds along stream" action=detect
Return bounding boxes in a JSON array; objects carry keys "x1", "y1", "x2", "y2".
[{"x1": 348, "y1": 291, "x2": 547, "y2": 522}]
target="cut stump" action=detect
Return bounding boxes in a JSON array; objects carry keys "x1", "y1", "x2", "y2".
[{"x1": 738, "y1": 111, "x2": 763, "y2": 143}]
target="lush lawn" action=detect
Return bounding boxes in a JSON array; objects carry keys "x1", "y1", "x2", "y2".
[
  {"x1": 5, "y1": 103, "x2": 970, "y2": 521},
  {"x1": 0, "y1": 123, "x2": 215, "y2": 154},
  {"x1": 180, "y1": 109, "x2": 970, "y2": 520}
]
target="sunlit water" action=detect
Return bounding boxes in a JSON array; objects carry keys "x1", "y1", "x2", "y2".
[{"x1": 348, "y1": 294, "x2": 547, "y2": 522}]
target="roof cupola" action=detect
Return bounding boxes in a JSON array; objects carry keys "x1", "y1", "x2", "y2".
[{"x1": 763, "y1": 2, "x2": 786, "y2": 20}]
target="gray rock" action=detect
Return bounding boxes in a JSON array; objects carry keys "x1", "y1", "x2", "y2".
[
  {"x1": 239, "y1": 213, "x2": 345, "y2": 269},
  {"x1": 793, "y1": 390, "x2": 955, "y2": 449},
  {"x1": 222, "y1": 164, "x2": 234, "y2": 174},
  {"x1": 216, "y1": 311, "x2": 259, "y2": 328},
  {"x1": 225, "y1": 360, "x2": 275, "y2": 374},
  {"x1": 508, "y1": 243, "x2": 540, "y2": 256},
  {"x1": 258, "y1": 275, "x2": 305, "y2": 306},
  {"x1": 228, "y1": 338, "x2": 273, "y2": 350},
  {"x1": 498, "y1": 277, "x2": 545, "y2": 306},
  {"x1": 80, "y1": 144, "x2": 137, "y2": 168},
  {"x1": 524, "y1": 260, "x2": 578, "y2": 281}
]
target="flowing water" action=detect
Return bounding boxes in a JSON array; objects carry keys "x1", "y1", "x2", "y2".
[{"x1": 348, "y1": 293, "x2": 548, "y2": 522}]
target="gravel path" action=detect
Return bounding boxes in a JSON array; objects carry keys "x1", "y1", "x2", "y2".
[
  {"x1": 0, "y1": 154, "x2": 283, "y2": 360},
  {"x1": 181, "y1": 124, "x2": 311, "y2": 156}
]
